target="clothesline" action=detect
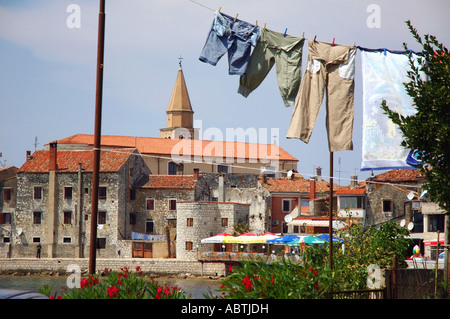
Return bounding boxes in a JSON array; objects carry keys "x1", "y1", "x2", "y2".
[{"x1": 189, "y1": 0, "x2": 422, "y2": 55}]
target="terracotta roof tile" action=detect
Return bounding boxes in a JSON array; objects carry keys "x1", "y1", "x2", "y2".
[
  {"x1": 141, "y1": 175, "x2": 197, "y2": 189},
  {"x1": 262, "y1": 177, "x2": 330, "y2": 193},
  {"x1": 371, "y1": 169, "x2": 422, "y2": 182},
  {"x1": 335, "y1": 188, "x2": 366, "y2": 195},
  {"x1": 18, "y1": 149, "x2": 136, "y2": 173},
  {"x1": 56, "y1": 134, "x2": 298, "y2": 162}
]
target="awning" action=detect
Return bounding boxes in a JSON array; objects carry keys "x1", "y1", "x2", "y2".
[
  {"x1": 424, "y1": 238, "x2": 445, "y2": 246},
  {"x1": 288, "y1": 219, "x2": 347, "y2": 229},
  {"x1": 200, "y1": 233, "x2": 232, "y2": 244}
]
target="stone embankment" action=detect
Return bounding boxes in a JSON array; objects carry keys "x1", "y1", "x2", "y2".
[{"x1": 0, "y1": 258, "x2": 226, "y2": 277}]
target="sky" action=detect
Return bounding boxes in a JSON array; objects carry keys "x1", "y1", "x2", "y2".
[{"x1": 1, "y1": 0, "x2": 449, "y2": 186}]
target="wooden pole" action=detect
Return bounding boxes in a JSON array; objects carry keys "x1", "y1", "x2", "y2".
[
  {"x1": 89, "y1": 0, "x2": 106, "y2": 275},
  {"x1": 329, "y1": 151, "x2": 333, "y2": 269}
]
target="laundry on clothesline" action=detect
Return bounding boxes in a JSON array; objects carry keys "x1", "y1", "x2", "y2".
[
  {"x1": 199, "y1": 10, "x2": 260, "y2": 75},
  {"x1": 287, "y1": 40, "x2": 356, "y2": 152},
  {"x1": 359, "y1": 47, "x2": 424, "y2": 170},
  {"x1": 238, "y1": 27, "x2": 304, "y2": 107}
]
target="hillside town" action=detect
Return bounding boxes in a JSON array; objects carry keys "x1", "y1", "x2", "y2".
[{"x1": 0, "y1": 66, "x2": 446, "y2": 265}]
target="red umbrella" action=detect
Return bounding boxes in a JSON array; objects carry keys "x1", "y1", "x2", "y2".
[{"x1": 217, "y1": 232, "x2": 232, "y2": 236}]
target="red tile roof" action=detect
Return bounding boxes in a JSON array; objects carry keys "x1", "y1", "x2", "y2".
[
  {"x1": 141, "y1": 175, "x2": 198, "y2": 189},
  {"x1": 335, "y1": 188, "x2": 366, "y2": 195},
  {"x1": 262, "y1": 177, "x2": 330, "y2": 193},
  {"x1": 0, "y1": 166, "x2": 18, "y2": 181},
  {"x1": 18, "y1": 149, "x2": 136, "y2": 173},
  {"x1": 56, "y1": 134, "x2": 298, "y2": 162},
  {"x1": 371, "y1": 169, "x2": 422, "y2": 183}
]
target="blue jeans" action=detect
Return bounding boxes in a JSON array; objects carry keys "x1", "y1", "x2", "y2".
[{"x1": 199, "y1": 11, "x2": 260, "y2": 75}]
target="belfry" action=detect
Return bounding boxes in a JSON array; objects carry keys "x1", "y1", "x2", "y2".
[{"x1": 160, "y1": 61, "x2": 199, "y2": 140}]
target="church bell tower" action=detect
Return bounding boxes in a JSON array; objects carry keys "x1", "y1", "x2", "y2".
[{"x1": 160, "y1": 60, "x2": 198, "y2": 139}]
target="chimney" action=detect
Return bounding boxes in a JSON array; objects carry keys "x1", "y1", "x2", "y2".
[
  {"x1": 350, "y1": 175, "x2": 358, "y2": 188},
  {"x1": 193, "y1": 168, "x2": 199, "y2": 180},
  {"x1": 316, "y1": 166, "x2": 322, "y2": 181},
  {"x1": 218, "y1": 172, "x2": 226, "y2": 202},
  {"x1": 26, "y1": 150, "x2": 32, "y2": 160},
  {"x1": 309, "y1": 177, "x2": 316, "y2": 200},
  {"x1": 49, "y1": 141, "x2": 58, "y2": 171}
]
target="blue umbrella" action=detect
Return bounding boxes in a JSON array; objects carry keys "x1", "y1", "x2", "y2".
[
  {"x1": 318, "y1": 234, "x2": 344, "y2": 242},
  {"x1": 267, "y1": 234, "x2": 300, "y2": 245}
]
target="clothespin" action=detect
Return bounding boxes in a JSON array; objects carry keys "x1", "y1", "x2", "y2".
[
  {"x1": 314, "y1": 35, "x2": 317, "y2": 42},
  {"x1": 332, "y1": 38, "x2": 335, "y2": 46},
  {"x1": 284, "y1": 28, "x2": 288, "y2": 37},
  {"x1": 255, "y1": 20, "x2": 258, "y2": 26},
  {"x1": 383, "y1": 48, "x2": 387, "y2": 56},
  {"x1": 302, "y1": 32, "x2": 305, "y2": 38},
  {"x1": 263, "y1": 23, "x2": 266, "y2": 29},
  {"x1": 234, "y1": 13, "x2": 238, "y2": 22},
  {"x1": 218, "y1": 6, "x2": 221, "y2": 12}
]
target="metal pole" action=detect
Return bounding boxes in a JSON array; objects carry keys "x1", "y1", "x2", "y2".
[
  {"x1": 89, "y1": 0, "x2": 106, "y2": 275},
  {"x1": 329, "y1": 151, "x2": 333, "y2": 269}
]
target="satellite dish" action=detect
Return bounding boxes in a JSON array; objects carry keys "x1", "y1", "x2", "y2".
[
  {"x1": 407, "y1": 192, "x2": 414, "y2": 200},
  {"x1": 17, "y1": 228, "x2": 23, "y2": 236},
  {"x1": 287, "y1": 170, "x2": 293, "y2": 178},
  {"x1": 284, "y1": 215, "x2": 293, "y2": 223},
  {"x1": 419, "y1": 190, "x2": 428, "y2": 199},
  {"x1": 407, "y1": 222, "x2": 414, "y2": 231},
  {"x1": 400, "y1": 219, "x2": 406, "y2": 227}
]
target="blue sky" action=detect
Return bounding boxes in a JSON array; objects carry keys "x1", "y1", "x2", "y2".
[{"x1": 1, "y1": 0, "x2": 449, "y2": 185}]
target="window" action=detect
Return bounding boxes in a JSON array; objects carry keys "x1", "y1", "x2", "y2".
[
  {"x1": 97, "y1": 238, "x2": 106, "y2": 249},
  {"x1": 411, "y1": 212, "x2": 424, "y2": 233},
  {"x1": 3, "y1": 237, "x2": 10, "y2": 243},
  {"x1": 169, "y1": 199, "x2": 176, "y2": 210},
  {"x1": 130, "y1": 188, "x2": 136, "y2": 200},
  {"x1": 63, "y1": 237, "x2": 72, "y2": 244},
  {"x1": 340, "y1": 197, "x2": 364, "y2": 209},
  {"x1": 168, "y1": 162, "x2": 177, "y2": 175},
  {"x1": 217, "y1": 165, "x2": 229, "y2": 174},
  {"x1": 98, "y1": 186, "x2": 107, "y2": 200},
  {"x1": 63, "y1": 211, "x2": 72, "y2": 224},
  {"x1": 222, "y1": 218, "x2": 228, "y2": 227},
  {"x1": 34, "y1": 187, "x2": 42, "y2": 200},
  {"x1": 146, "y1": 220, "x2": 154, "y2": 234},
  {"x1": 382, "y1": 200, "x2": 392, "y2": 212},
  {"x1": 428, "y1": 214, "x2": 445, "y2": 232},
  {"x1": 3, "y1": 188, "x2": 11, "y2": 201},
  {"x1": 146, "y1": 198, "x2": 155, "y2": 210},
  {"x1": 187, "y1": 218, "x2": 193, "y2": 227},
  {"x1": 32, "y1": 237, "x2": 41, "y2": 243},
  {"x1": 0, "y1": 213, "x2": 11, "y2": 224},
  {"x1": 129, "y1": 213, "x2": 136, "y2": 225},
  {"x1": 186, "y1": 241, "x2": 193, "y2": 251},
  {"x1": 282, "y1": 199, "x2": 291, "y2": 212},
  {"x1": 33, "y1": 211, "x2": 42, "y2": 225},
  {"x1": 64, "y1": 187, "x2": 73, "y2": 200},
  {"x1": 98, "y1": 211, "x2": 106, "y2": 225}
]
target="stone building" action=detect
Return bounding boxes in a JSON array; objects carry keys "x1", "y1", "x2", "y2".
[
  {"x1": 176, "y1": 201, "x2": 250, "y2": 260},
  {"x1": 0, "y1": 166, "x2": 18, "y2": 257},
  {"x1": 8, "y1": 142, "x2": 150, "y2": 258}
]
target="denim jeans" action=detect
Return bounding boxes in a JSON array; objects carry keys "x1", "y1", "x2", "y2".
[{"x1": 199, "y1": 11, "x2": 260, "y2": 75}]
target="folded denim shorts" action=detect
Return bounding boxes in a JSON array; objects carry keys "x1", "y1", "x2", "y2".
[{"x1": 199, "y1": 11, "x2": 260, "y2": 75}]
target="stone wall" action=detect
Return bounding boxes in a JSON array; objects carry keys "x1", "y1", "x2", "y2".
[
  {"x1": 176, "y1": 201, "x2": 249, "y2": 260},
  {"x1": 0, "y1": 258, "x2": 226, "y2": 277}
]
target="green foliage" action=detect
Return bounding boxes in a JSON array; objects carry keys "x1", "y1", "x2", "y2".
[
  {"x1": 39, "y1": 267, "x2": 189, "y2": 299},
  {"x1": 214, "y1": 221, "x2": 412, "y2": 299},
  {"x1": 381, "y1": 20, "x2": 450, "y2": 213}
]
